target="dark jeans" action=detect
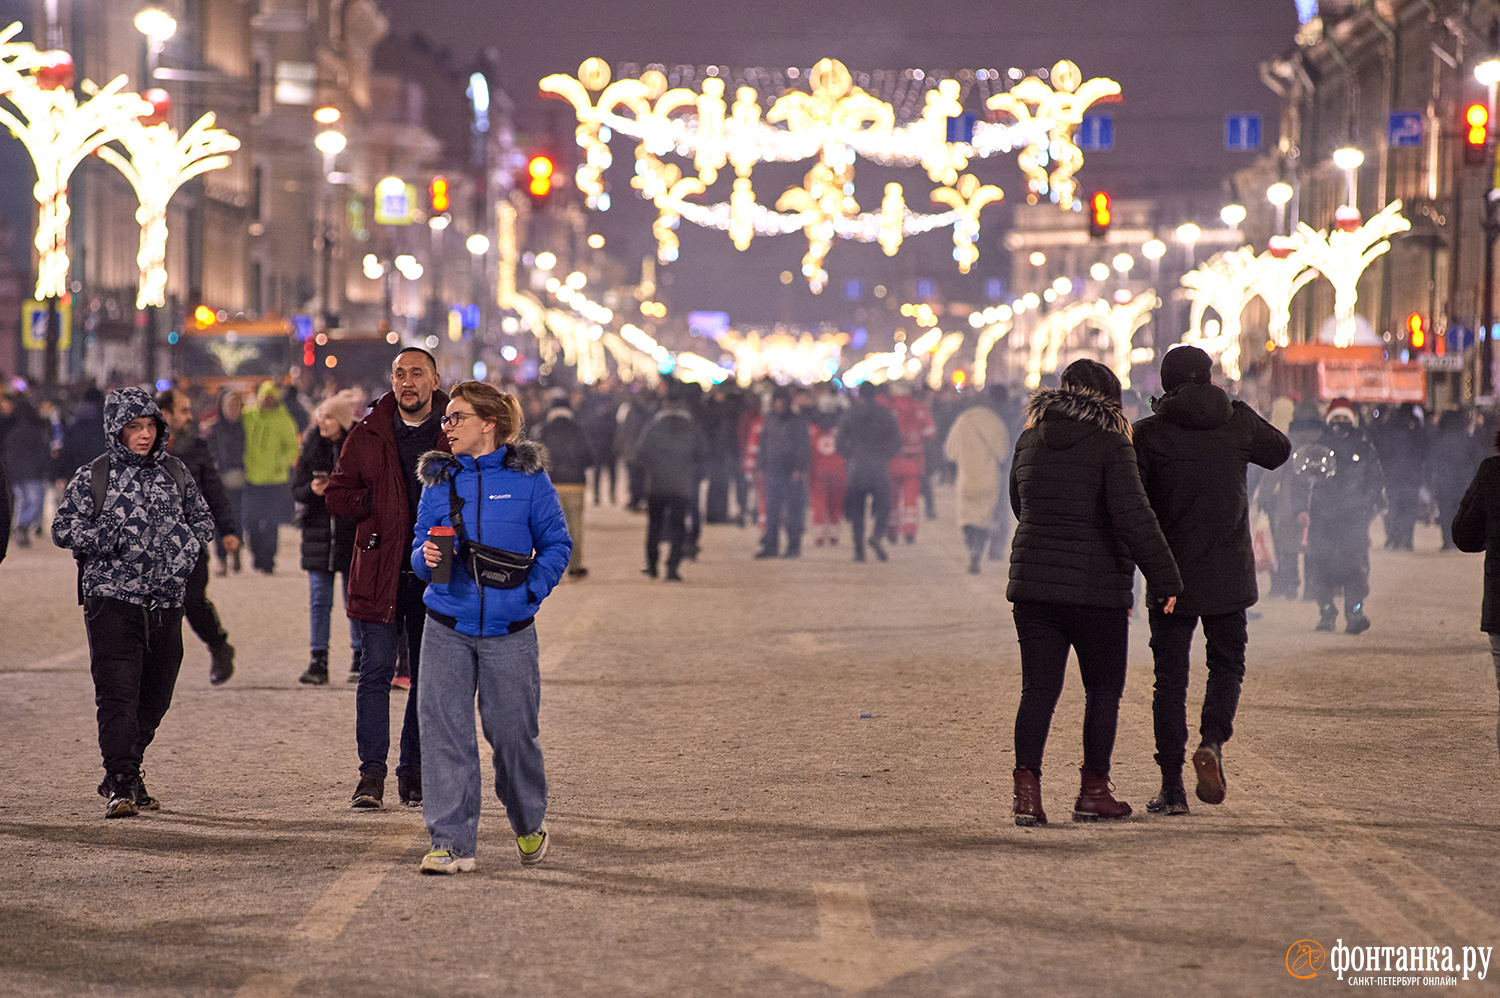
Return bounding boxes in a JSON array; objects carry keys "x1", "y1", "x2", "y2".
[
  {"x1": 589, "y1": 457, "x2": 616, "y2": 506},
  {"x1": 762, "y1": 474, "x2": 808, "y2": 551},
  {"x1": 1012, "y1": 600, "x2": 1129, "y2": 776},
  {"x1": 242, "y1": 483, "x2": 287, "y2": 572},
  {"x1": 184, "y1": 551, "x2": 228, "y2": 649},
  {"x1": 1147, "y1": 605, "x2": 1248, "y2": 772},
  {"x1": 84, "y1": 596, "x2": 185, "y2": 779},
  {"x1": 626, "y1": 461, "x2": 646, "y2": 508},
  {"x1": 645, "y1": 494, "x2": 689, "y2": 570},
  {"x1": 844, "y1": 474, "x2": 891, "y2": 551},
  {"x1": 354, "y1": 572, "x2": 426, "y2": 779}
]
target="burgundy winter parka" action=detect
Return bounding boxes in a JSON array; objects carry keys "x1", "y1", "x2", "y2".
[{"x1": 325, "y1": 390, "x2": 450, "y2": 623}]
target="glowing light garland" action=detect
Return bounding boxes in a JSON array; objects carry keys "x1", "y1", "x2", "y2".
[
  {"x1": 96, "y1": 110, "x2": 239, "y2": 308},
  {"x1": 1180, "y1": 248, "x2": 1259, "y2": 381},
  {"x1": 0, "y1": 22, "x2": 153, "y2": 299},
  {"x1": 1288, "y1": 200, "x2": 1409, "y2": 348},
  {"x1": 541, "y1": 57, "x2": 1118, "y2": 288},
  {"x1": 1023, "y1": 296, "x2": 1157, "y2": 388}
]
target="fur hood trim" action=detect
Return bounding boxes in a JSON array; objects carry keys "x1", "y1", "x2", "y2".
[
  {"x1": 417, "y1": 439, "x2": 550, "y2": 487},
  {"x1": 1023, "y1": 386, "x2": 1132, "y2": 438}
]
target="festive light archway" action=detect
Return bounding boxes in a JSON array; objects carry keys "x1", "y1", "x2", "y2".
[{"x1": 1290, "y1": 200, "x2": 1410, "y2": 348}]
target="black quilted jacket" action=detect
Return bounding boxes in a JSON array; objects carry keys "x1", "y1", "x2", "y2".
[{"x1": 1007, "y1": 386, "x2": 1181, "y2": 609}]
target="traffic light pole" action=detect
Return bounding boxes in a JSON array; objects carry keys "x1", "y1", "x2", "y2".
[{"x1": 1482, "y1": 81, "x2": 1500, "y2": 397}]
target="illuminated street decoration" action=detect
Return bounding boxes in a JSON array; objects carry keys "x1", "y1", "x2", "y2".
[
  {"x1": 95, "y1": 101, "x2": 240, "y2": 308},
  {"x1": 1245, "y1": 241, "x2": 1316, "y2": 348},
  {"x1": 1290, "y1": 200, "x2": 1410, "y2": 348},
  {"x1": 719, "y1": 327, "x2": 847, "y2": 385},
  {"x1": 0, "y1": 23, "x2": 153, "y2": 299},
  {"x1": 1180, "y1": 248, "x2": 1258, "y2": 381},
  {"x1": 926, "y1": 331, "x2": 966, "y2": 390},
  {"x1": 1025, "y1": 300, "x2": 1099, "y2": 388},
  {"x1": 1023, "y1": 296, "x2": 1155, "y2": 388},
  {"x1": 985, "y1": 60, "x2": 1120, "y2": 209},
  {"x1": 971, "y1": 314, "x2": 1015, "y2": 389},
  {"x1": 542, "y1": 57, "x2": 1116, "y2": 287}
]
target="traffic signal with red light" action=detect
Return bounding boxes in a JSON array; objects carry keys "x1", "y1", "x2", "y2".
[
  {"x1": 1088, "y1": 191, "x2": 1111, "y2": 239},
  {"x1": 527, "y1": 155, "x2": 555, "y2": 205},
  {"x1": 1465, "y1": 103, "x2": 1489, "y2": 166},
  {"x1": 1406, "y1": 312, "x2": 1427, "y2": 351},
  {"x1": 429, "y1": 176, "x2": 450, "y2": 213}
]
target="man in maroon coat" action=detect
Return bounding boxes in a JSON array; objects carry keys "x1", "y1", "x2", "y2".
[{"x1": 326, "y1": 348, "x2": 449, "y2": 809}]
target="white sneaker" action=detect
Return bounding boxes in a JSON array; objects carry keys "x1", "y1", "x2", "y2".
[{"x1": 420, "y1": 849, "x2": 475, "y2": 875}]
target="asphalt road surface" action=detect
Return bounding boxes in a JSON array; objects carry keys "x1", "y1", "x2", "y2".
[{"x1": 3, "y1": 490, "x2": 1498, "y2": 997}]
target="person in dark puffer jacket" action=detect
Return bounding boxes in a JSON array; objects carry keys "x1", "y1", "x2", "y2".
[
  {"x1": 52, "y1": 387, "x2": 215, "y2": 818},
  {"x1": 1007, "y1": 359, "x2": 1182, "y2": 827},
  {"x1": 1133, "y1": 346, "x2": 1290, "y2": 815},
  {"x1": 535, "y1": 392, "x2": 594, "y2": 579}
]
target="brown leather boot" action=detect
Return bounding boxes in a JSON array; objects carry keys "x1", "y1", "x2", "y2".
[
  {"x1": 1012, "y1": 767, "x2": 1047, "y2": 826},
  {"x1": 1072, "y1": 768, "x2": 1132, "y2": 821}
]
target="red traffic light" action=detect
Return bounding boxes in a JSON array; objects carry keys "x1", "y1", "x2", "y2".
[
  {"x1": 1405, "y1": 312, "x2": 1426, "y2": 350},
  {"x1": 527, "y1": 155, "x2": 554, "y2": 198},
  {"x1": 1089, "y1": 191, "x2": 1111, "y2": 238},
  {"x1": 429, "y1": 176, "x2": 450, "y2": 213}
]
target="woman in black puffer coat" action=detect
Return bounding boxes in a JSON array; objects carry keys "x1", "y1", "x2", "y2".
[
  {"x1": 291, "y1": 391, "x2": 362, "y2": 684},
  {"x1": 1007, "y1": 359, "x2": 1182, "y2": 826}
]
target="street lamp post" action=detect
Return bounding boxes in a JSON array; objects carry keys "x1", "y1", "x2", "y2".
[
  {"x1": 1475, "y1": 58, "x2": 1500, "y2": 395},
  {"x1": 467, "y1": 233, "x2": 491, "y2": 372},
  {"x1": 313, "y1": 122, "x2": 346, "y2": 329},
  {"x1": 1267, "y1": 181, "x2": 1295, "y2": 235},
  {"x1": 1332, "y1": 146, "x2": 1365, "y2": 209}
]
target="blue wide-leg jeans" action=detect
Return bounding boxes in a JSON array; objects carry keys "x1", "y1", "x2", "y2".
[{"x1": 418, "y1": 616, "x2": 547, "y2": 859}]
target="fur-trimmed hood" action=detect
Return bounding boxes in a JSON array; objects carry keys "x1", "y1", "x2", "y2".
[
  {"x1": 1023, "y1": 385, "x2": 1132, "y2": 448},
  {"x1": 417, "y1": 439, "x2": 549, "y2": 487}
]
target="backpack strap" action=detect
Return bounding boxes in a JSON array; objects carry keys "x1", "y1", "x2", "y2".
[{"x1": 88, "y1": 453, "x2": 111, "y2": 519}]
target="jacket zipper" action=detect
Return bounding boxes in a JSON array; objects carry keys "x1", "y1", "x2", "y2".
[{"x1": 475, "y1": 462, "x2": 486, "y2": 637}]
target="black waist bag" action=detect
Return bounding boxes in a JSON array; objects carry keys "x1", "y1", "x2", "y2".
[{"x1": 449, "y1": 476, "x2": 532, "y2": 590}]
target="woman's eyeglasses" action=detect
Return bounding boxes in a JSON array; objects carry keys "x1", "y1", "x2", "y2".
[{"x1": 439, "y1": 412, "x2": 475, "y2": 429}]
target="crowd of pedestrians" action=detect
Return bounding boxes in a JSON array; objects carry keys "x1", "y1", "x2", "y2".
[{"x1": 7, "y1": 340, "x2": 1500, "y2": 865}]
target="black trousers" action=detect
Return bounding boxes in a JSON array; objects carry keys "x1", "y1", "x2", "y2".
[
  {"x1": 645, "y1": 495, "x2": 689, "y2": 570},
  {"x1": 184, "y1": 551, "x2": 228, "y2": 649},
  {"x1": 1012, "y1": 600, "x2": 1129, "y2": 776},
  {"x1": 1147, "y1": 605, "x2": 1248, "y2": 772},
  {"x1": 84, "y1": 596, "x2": 185, "y2": 779},
  {"x1": 844, "y1": 475, "x2": 891, "y2": 551}
]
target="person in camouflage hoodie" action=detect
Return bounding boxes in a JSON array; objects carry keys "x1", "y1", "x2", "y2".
[{"x1": 52, "y1": 387, "x2": 215, "y2": 818}]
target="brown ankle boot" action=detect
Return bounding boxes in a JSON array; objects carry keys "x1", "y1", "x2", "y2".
[
  {"x1": 1012, "y1": 767, "x2": 1047, "y2": 826},
  {"x1": 1073, "y1": 768, "x2": 1132, "y2": 821}
]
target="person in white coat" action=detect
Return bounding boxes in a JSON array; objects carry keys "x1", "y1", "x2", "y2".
[{"x1": 943, "y1": 386, "x2": 1011, "y2": 574}]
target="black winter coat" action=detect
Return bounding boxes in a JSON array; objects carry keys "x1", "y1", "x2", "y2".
[
  {"x1": 1008, "y1": 386, "x2": 1182, "y2": 609},
  {"x1": 636, "y1": 407, "x2": 707, "y2": 497},
  {"x1": 52, "y1": 400, "x2": 105, "y2": 482},
  {"x1": 1451, "y1": 455, "x2": 1500, "y2": 631},
  {"x1": 168, "y1": 428, "x2": 239, "y2": 539},
  {"x1": 536, "y1": 408, "x2": 594, "y2": 485},
  {"x1": 836, "y1": 397, "x2": 902, "y2": 486},
  {"x1": 758, "y1": 409, "x2": 812, "y2": 476},
  {"x1": 3, "y1": 404, "x2": 52, "y2": 482},
  {"x1": 292, "y1": 429, "x2": 357, "y2": 575},
  {"x1": 1133, "y1": 383, "x2": 1290, "y2": 615}
]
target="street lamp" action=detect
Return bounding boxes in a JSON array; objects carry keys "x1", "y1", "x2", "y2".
[
  {"x1": 1176, "y1": 222, "x2": 1202, "y2": 268},
  {"x1": 1476, "y1": 59, "x2": 1500, "y2": 396},
  {"x1": 134, "y1": 8, "x2": 175, "y2": 85},
  {"x1": 313, "y1": 129, "x2": 346, "y2": 328},
  {"x1": 1332, "y1": 146, "x2": 1364, "y2": 207},
  {"x1": 466, "y1": 235, "x2": 492, "y2": 366},
  {"x1": 1220, "y1": 204, "x2": 1247, "y2": 228},
  {"x1": 1112, "y1": 252, "x2": 1134, "y2": 274}
]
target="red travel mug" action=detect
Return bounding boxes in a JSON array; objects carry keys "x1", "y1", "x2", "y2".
[{"x1": 428, "y1": 525, "x2": 456, "y2": 584}]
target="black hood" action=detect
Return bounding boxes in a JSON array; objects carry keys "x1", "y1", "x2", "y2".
[
  {"x1": 1024, "y1": 385, "x2": 1131, "y2": 450},
  {"x1": 103, "y1": 387, "x2": 170, "y2": 468},
  {"x1": 1150, "y1": 382, "x2": 1234, "y2": 431}
]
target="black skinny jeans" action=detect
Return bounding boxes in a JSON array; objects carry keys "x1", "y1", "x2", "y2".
[
  {"x1": 645, "y1": 494, "x2": 689, "y2": 570},
  {"x1": 843, "y1": 474, "x2": 892, "y2": 549},
  {"x1": 1012, "y1": 600, "x2": 1129, "y2": 777},
  {"x1": 84, "y1": 596, "x2": 186, "y2": 779},
  {"x1": 184, "y1": 551, "x2": 228, "y2": 649},
  {"x1": 1147, "y1": 605, "x2": 1247, "y2": 772}
]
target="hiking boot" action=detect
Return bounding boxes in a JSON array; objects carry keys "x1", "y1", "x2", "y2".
[
  {"x1": 1192, "y1": 743, "x2": 1226, "y2": 805},
  {"x1": 1146, "y1": 784, "x2": 1190, "y2": 816},
  {"x1": 98, "y1": 774, "x2": 139, "y2": 819},
  {"x1": 420, "y1": 849, "x2": 474, "y2": 875},
  {"x1": 1072, "y1": 769, "x2": 1132, "y2": 821},
  {"x1": 352, "y1": 772, "x2": 384, "y2": 809},
  {"x1": 517, "y1": 827, "x2": 549, "y2": 867},
  {"x1": 208, "y1": 642, "x2": 235, "y2": 686},
  {"x1": 299, "y1": 650, "x2": 329, "y2": 685},
  {"x1": 1012, "y1": 767, "x2": 1047, "y2": 826},
  {"x1": 1345, "y1": 604, "x2": 1371, "y2": 635},
  {"x1": 397, "y1": 768, "x2": 422, "y2": 807},
  {"x1": 1315, "y1": 603, "x2": 1337, "y2": 632},
  {"x1": 131, "y1": 773, "x2": 160, "y2": 811}
]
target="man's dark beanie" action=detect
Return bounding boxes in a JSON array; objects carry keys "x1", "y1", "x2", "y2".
[{"x1": 1160, "y1": 345, "x2": 1213, "y2": 391}]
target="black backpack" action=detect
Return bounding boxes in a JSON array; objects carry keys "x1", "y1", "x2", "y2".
[{"x1": 74, "y1": 453, "x2": 190, "y2": 604}]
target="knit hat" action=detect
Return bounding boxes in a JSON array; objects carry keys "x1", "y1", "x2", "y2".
[
  {"x1": 1325, "y1": 398, "x2": 1358, "y2": 424},
  {"x1": 1159, "y1": 345, "x2": 1214, "y2": 391},
  {"x1": 315, "y1": 389, "x2": 362, "y2": 431}
]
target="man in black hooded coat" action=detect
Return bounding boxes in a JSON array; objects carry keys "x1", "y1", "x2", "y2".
[{"x1": 1133, "y1": 346, "x2": 1290, "y2": 813}]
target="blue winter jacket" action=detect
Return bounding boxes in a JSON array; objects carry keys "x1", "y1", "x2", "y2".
[{"x1": 411, "y1": 441, "x2": 571, "y2": 637}]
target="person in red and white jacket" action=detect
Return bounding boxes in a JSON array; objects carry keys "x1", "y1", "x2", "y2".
[
  {"x1": 879, "y1": 384, "x2": 936, "y2": 543},
  {"x1": 807, "y1": 392, "x2": 847, "y2": 547}
]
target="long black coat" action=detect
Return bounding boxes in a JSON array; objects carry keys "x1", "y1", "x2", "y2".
[
  {"x1": 1008, "y1": 386, "x2": 1182, "y2": 609},
  {"x1": 168, "y1": 428, "x2": 239, "y2": 539},
  {"x1": 1133, "y1": 383, "x2": 1290, "y2": 616},
  {"x1": 636, "y1": 407, "x2": 707, "y2": 497},
  {"x1": 1451, "y1": 455, "x2": 1500, "y2": 631},
  {"x1": 836, "y1": 396, "x2": 901, "y2": 487},
  {"x1": 535, "y1": 408, "x2": 593, "y2": 485},
  {"x1": 292, "y1": 429, "x2": 356, "y2": 575}
]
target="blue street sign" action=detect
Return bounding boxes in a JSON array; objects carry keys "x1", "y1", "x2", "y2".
[
  {"x1": 986, "y1": 277, "x2": 1006, "y2": 300},
  {"x1": 1389, "y1": 112, "x2": 1424, "y2": 148},
  {"x1": 1448, "y1": 323, "x2": 1475, "y2": 351},
  {"x1": 1078, "y1": 114, "x2": 1114, "y2": 151},
  {"x1": 916, "y1": 279, "x2": 935, "y2": 299},
  {"x1": 945, "y1": 113, "x2": 976, "y2": 144},
  {"x1": 292, "y1": 314, "x2": 314, "y2": 341},
  {"x1": 1225, "y1": 114, "x2": 1262, "y2": 151},
  {"x1": 844, "y1": 279, "x2": 863, "y2": 301}
]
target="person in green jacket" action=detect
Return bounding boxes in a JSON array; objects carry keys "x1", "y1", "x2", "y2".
[{"x1": 241, "y1": 380, "x2": 301, "y2": 574}]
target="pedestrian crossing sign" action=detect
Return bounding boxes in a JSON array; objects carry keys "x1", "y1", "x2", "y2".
[{"x1": 21, "y1": 298, "x2": 72, "y2": 351}]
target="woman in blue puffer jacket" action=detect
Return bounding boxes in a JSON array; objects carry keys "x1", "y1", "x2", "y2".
[{"x1": 410, "y1": 381, "x2": 571, "y2": 874}]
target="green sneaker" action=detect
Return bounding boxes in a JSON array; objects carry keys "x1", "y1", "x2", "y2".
[
  {"x1": 517, "y1": 827, "x2": 548, "y2": 867},
  {"x1": 419, "y1": 849, "x2": 475, "y2": 875}
]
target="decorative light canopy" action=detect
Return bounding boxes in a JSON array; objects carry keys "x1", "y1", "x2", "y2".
[{"x1": 541, "y1": 57, "x2": 1118, "y2": 290}]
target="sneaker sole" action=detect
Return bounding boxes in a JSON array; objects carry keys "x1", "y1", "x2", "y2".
[
  {"x1": 105, "y1": 798, "x2": 138, "y2": 818},
  {"x1": 1071, "y1": 810, "x2": 1132, "y2": 822},
  {"x1": 420, "y1": 855, "x2": 475, "y2": 874},
  {"x1": 1193, "y1": 747, "x2": 1226, "y2": 805},
  {"x1": 351, "y1": 796, "x2": 383, "y2": 809},
  {"x1": 518, "y1": 832, "x2": 549, "y2": 867},
  {"x1": 1013, "y1": 814, "x2": 1046, "y2": 827}
]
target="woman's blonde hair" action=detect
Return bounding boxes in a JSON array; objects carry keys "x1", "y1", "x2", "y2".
[{"x1": 448, "y1": 381, "x2": 523, "y2": 447}]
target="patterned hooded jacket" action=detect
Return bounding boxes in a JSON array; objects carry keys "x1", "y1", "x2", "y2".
[{"x1": 52, "y1": 387, "x2": 215, "y2": 608}]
